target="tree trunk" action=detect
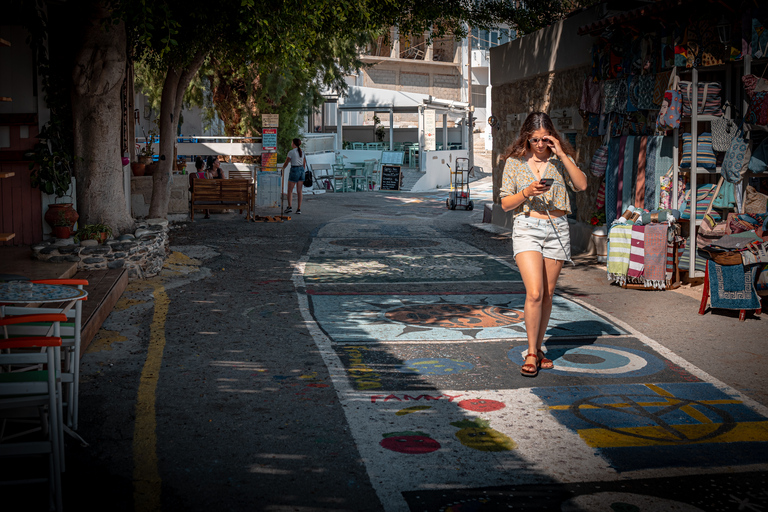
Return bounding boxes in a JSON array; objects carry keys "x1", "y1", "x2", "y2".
[
  {"x1": 71, "y1": 3, "x2": 134, "y2": 234},
  {"x1": 148, "y1": 52, "x2": 206, "y2": 219}
]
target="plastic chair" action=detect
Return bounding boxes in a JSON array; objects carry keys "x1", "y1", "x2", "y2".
[
  {"x1": 0, "y1": 314, "x2": 66, "y2": 511},
  {"x1": 2, "y1": 279, "x2": 88, "y2": 430},
  {"x1": 351, "y1": 142, "x2": 365, "y2": 150}
]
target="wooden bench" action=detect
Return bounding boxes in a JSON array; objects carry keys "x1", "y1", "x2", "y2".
[{"x1": 190, "y1": 178, "x2": 254, "y2": 221}]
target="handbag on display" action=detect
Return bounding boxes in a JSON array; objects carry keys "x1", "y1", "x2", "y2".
[
  {"x1": 656, "y1": 67, "x2": 681, "y2": 130},
  {"x1": 589, "y1": 144, "x2": 609, "y2": 177},
  {"x1": 742, "y1": 71, "x2": 768, "y2": 125},
  {"x1": 680, "y1": 80, "x2": 723, "y2": 117},
  {"x1": 748, "y1": 138, "x2": 768, "y2": 173},
  {"x1": 580, "y1": 78, "x2": 602, "y2": 114},
  {"x1": 680, "y1": 132, "x2": 717, "y2": 169},
  {"x1": 652, "y1": 70, "x2": 672, "y2": 107},
  {"x1": 711, "y1": 103, "x2": 739, "y2": 152},
  {"x1": 721, "y1": 121, "x2": 751, "y2": 184}
]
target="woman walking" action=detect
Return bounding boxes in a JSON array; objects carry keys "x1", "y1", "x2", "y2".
[
  {"x1": 499, "y1": 112, "x2": 587, "y2": 377},
  {"x1": 281, "y1": 138, "x2": 307, "y2": 214}
]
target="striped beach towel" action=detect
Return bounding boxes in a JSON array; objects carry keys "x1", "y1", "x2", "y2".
[
  {"x1": 627, "y1": 224, "x2": 645, "y2": 280},
  {"x1": 607, "y1": 224, "x2": 633, "y2": 285}
]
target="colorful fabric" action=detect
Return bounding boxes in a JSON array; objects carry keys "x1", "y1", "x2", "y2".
[
  {"x1": 616, "y1": 136, "x2": 628, "y2": 219},
  {"x1": 635, "y1": 136, "x2": 648, "y2": 208},
  {"x1": 499, "y1": 155, "x2": 583, "y2": 218},
  {"x1": 708, "y1": 260, "x2": 761, "y2": 310},
  {"x1": 680, "y1": 132, "x2": 717, "y2": 169},
  {"x1": 681, "y1": 184, "x2": 722, "y2": 222},
  {"x1": 622, "y1": 136, "x2": 636, "y2": 213},
  {"x1": 605, "y1": 137, "x2": 622, "y2": 225},
  {"x1": 680, "y1": 81, "x2": 723, "y2": 117},
  {"x1": 645, "y1": 136, "x2": 659, "y2": 209},
  {"x1": 607, "y1": 224, "x2": 633, "y2": 285},
  {"x1": 587, "y1": 114, "x2": 601, "y2": 137},
  {"x1": 596, "y1": 181, "x2": 606, "y2": 208},
  {"x1": 589, "y1": 145, "x2": 609, "y2": 176},
  {"x1": 580, "y1": 78, "x2": 602, "y2": 114},
  {"x1": 634, "y1": 75, "x2": 657, "y2": 110},
  {"x1": 627, "y1": 224, "x2": 646, "y2": 279},
  {"x1": 644, "y1": 223, "x2": 670, "y2": 288},
  {"x1": 603, "y1": 79, "x2": 628, "y2": 114}
]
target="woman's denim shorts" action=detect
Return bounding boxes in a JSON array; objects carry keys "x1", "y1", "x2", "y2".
[
  {"x1": 288, "y1": 165, "x2": 305, "y2": 183},
  {"x1": 513, "y1": 215, "x2": 571, "y2": 260}
]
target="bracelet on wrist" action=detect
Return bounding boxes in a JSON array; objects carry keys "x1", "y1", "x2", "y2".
[{"x1": 521, "y1": 189, "x2": 528, "y2": 199}]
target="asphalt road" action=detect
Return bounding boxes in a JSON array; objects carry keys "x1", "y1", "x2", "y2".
[{"x1": 58, "y1": 177, "x2": 767, "y2": 511}]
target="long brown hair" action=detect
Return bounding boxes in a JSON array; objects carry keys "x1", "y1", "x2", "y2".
[
  {"x1": 501, "y1": 112, "x2": 575, "y2": 162},
  {"x1": 293, "y1": 138, "x2": 303, "y2": 158}
]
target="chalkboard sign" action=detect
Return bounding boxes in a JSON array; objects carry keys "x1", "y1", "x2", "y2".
[
  {"x1": 380, "y1": 165, "x2": 401, "y2": 191},
  {"x1": 381, "y1": 151, "x2": 405, "y2": 165}
]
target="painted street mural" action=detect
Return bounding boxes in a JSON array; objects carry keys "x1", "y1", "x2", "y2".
[{"x1": 295, "y1": 216, "x2": 768, "y2": 511}]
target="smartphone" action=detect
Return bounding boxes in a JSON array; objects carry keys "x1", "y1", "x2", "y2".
[{"x1": 539, "y1": 178, "x2": 554, "y2": 186}]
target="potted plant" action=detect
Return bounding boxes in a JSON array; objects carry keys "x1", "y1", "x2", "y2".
[
  {"x1": 50, "y1": 209, "x2": 75, "y2": 239},
  {"x1": 132, "y1": 123, "x2": 158, "y2": 176},
  {"x1": 75, "y1": 223, "x2": 113, "y2": 244}
]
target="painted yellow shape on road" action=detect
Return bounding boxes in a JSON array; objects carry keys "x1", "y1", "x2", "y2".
[
  {"x1": 578, "y1": 421, "x2": 768, "y2": 448},
  {"x1": 86, "y1": 329, "x2": 128, "y2": 353},
  {"x1": 132, "y1": 282, "x2": 169, "y2": 511},
  {"x1": 396, "y1": 406, "x2": 432, "y2": 416}
]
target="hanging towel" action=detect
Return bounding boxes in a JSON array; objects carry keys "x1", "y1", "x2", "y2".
[
  {"x1": 643, "y1": 223, "x2": 669, "y2": 288},
  {"x1": 645, "y1": 136, "x2": 659, "y2": 209},
  {"x1": 635, "y1": 136, "x2": 648, "y2": 208},
  {"x1": 622, "y1": 136, "x2": 636, "y2": 212},
  {"x1": 616, "y1": 136, "x2": 628, "y2": 221},
  {"x1": 605, "y1": 137, "x2": 622, "y2": 224},
  {"x1": 627, "y1": 224, "x2": 646, "y2": 280},
  {"x1": 607, "y1": 224, "x2": 633, "y2": 285}
]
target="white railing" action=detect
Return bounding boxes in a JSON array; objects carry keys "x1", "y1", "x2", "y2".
[
  {"x1": 136, "y1": 136, "x2": 263, "y2": 159},
  {"x1": 302, "y1": 133, "x2": 336, "y2": 154}
]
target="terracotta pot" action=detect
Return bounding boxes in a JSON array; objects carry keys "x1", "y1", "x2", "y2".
[
  {"x1": 144, "y1": 162, "x2": 158, "y2": 176},
  {"x1": 52, "y1": 226, "x2": 72, "y2": 239},
  {"x1": 131, "y1": 162, "x2": 146, "y2": 177},
  {"x1": 44, "y1": 203, "x2": 79, "y2": 230}
]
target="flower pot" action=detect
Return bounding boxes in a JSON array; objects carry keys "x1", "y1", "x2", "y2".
[
  {"x1": 144, "y1": 161, "x2": 158, "y2": 176},
  {"x1": 52, "y1": 226, "x2": 72, "y2": 239},
  {"x1": 131, "y1": 162, "x2": 146, "y2": 177},
  {"x1": 44, "y1": 203, "x2": 79, "y2": 230}
]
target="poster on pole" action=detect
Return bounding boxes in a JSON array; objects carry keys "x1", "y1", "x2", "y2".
[
  {"x1": 260, "y1": 151, "x2": 278, "y2": 171},
  {"x1": 424, "y1": 109, "x2": 436, "y2": 151},
  {"x1": 263, "y1": 128, "x2": 277, "y2": 150},
  {"x1": 262, "y1": 114, "x2": 279, "y2": 127}
]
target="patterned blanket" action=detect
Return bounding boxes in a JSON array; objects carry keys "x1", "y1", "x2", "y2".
[{"x1": 643, "y1": 223, "x2": 669, "y2": 288}]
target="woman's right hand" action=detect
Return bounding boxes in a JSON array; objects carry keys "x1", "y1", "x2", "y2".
[{"x1": 524, "y1": 180, "x2": 551, "y2": 198}]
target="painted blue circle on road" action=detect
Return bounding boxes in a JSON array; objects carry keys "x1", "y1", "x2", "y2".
[
  {"x1": 507, "y1": 344, "x2": 664, "y2": 378},
  {"x1": 400, "y1": 358, "x2": 474, "y2": 375}
]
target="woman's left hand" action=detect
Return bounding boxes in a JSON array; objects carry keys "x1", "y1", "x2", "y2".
[{"x1": 543, "y1": 135, "x2": 564, "y2": 158}]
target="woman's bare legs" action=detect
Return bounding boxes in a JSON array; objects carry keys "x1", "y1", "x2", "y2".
[
  {"x1": 287, "y1": 181, "x2": 296, "y2": 209},
  {"x1": 515, "y1": 251, "x2": 564, "y2": 368},
  {"x1": 296, "y1": 182, "x2": 303, "y2": 211}
]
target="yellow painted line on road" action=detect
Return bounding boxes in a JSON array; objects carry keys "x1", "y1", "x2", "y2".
[
  {"x1": 132, "y1": 282, "x2": 170, "y2": 511},
  {"x1": 548, "y1": 399, "x2": 741, "y2": 411},
  {"x1": 578, "y1": 421, "x2": 768, "y2": 448}
]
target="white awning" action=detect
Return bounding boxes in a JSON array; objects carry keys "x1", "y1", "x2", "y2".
[{"x1": 338, "y1": 86, "x2": 469, "y2": 114}]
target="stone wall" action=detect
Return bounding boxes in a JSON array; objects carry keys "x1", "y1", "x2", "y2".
[
  {"x1": 490, "y1": 65, "x2": 604, "y2": 228},
  {"x1": 31, "y1": 219, "x2": 170, "y2": 279}
]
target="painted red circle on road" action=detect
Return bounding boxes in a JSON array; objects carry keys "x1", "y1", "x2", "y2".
[
  {"x1": 458, "y1": 399, "x2": 505, "y2": 412},
  {"x1": 379, "y1": 435, "x2": 441, "y2": 454}
]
